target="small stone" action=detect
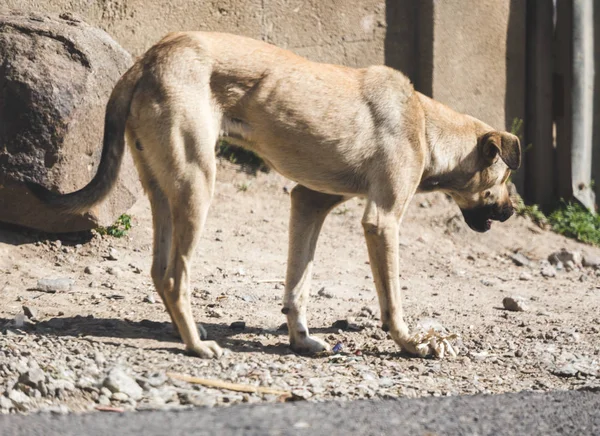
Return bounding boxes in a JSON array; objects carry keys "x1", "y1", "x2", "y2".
[
  {"x1": 107, "y1": 248, "x2": 119, "y2": 261},
  {"x1": 241, "y1": 295, "x2": 254, "y2": 302},
  {"x1": 41, "y1": 405, "x2": 70, "y2": 414},
  {"x1": 583, "y1": 254, "x2": 600, "y2": 269},
  {"x1": 502, "y1": 296, "x2": 528, "y2": 312},
  {"x1": 22, "y1": 305, "x2": 37, "y2": 321},
  {"x1": 103, "y1": 367, "x2": 143, "y2": 401},
  {"x1": 8, "y1": 390, "x2": 30, "y2": 406},
  {"x1": 332, "y1": 320, "x2": 350, "y2": 330},
  {"x1": 35, "y1": 278, "x2": 74, "y2": 293},
  {"x1": 111, "y1": 392, "x2": 129, "y2": 402},
  {"x1": 317, "y1": 287, "x2": 334, "y2": 299},
  {"x1": 94, "y1": 352, "x2": 107, "y2": 366},
  {"x1": 97, "y1": 395, "x2": 111, "y2": 406},
  {"x1": 519, "y1": 272, "x2": 533, "y2": 281},
  {"x1": 180, "y1": 392, "x2": 217, "y2": 407},
  {"x1": 143, "y1": 294, "x2": 156, "y2": 304},
  {"x1": 207, "y1": 309, "x2": 222, "y2": 318},
  {"x1": 378, "y1": 378, "x2": 394, "y2": 388},
  {"x1": 106, "y1": 267, "x2": 123, "y2": 277},
  {"x1": 84, "y1": 266, "x2": 102, "y2": 275},
  {"x1": 230, "y1": 321, "x2": 246, "y2": 330},
  {"x1": 19, "y1": 367, "x2": 45, "y2": 387},
  {"x1": 541, "y1": 266, "x2": 557, "y2": 278},
  {"x1": 548, "y1": 249, "x2": 582, "y2": 267},
  {"x1": 514, "y1": 349, "x2": 524, "y2": 358},
  {"x1": 0, "y1": 396, "x2": 13, "y2": 410},
  {"x1": 564, "y1": 260, "x2": 576, "y2": 272},
  {"x1": 552, "y1": 363, "x2": 579, "y2": 377},
  {"x1": 510, "y1": 252, "x2": 533, "y2": 267},
  {"x1": 277, "y1": 322, "x2": 288, "y2": 332},
  {"x1": 146, "y1": 373, "x2": 168, "y2": 388}
]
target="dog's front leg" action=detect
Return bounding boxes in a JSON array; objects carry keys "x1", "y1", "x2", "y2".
[
  {"x1": 282, "y1": 185, "x2": 347, "y2": 354},
  {"x1": 362, "y1": 198, "x2": 436, "y2": 357}
]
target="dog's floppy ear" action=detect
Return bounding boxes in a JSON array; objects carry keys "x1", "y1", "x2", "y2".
[{"x1": 479, "y1": 131, "x2": 521, "y2": 170}]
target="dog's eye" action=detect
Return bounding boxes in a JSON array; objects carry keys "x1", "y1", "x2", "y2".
[{"x1": 484, "y1": 191, "x2": 492, "y2": 198}]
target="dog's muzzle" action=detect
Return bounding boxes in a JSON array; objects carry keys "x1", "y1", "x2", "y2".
[{"x1": 460, "y1": 203, "x2": 514, "y2": 233}]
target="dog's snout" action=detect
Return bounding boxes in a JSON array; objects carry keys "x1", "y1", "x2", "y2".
[{"x1": 493, "y1": 203, "x2": 514, "y2": 222}]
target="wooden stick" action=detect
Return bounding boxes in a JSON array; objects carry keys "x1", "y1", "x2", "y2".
[
  {"x1": 167, "y1": 372, "x2": 292, "y2": 398},
  {"x1": 256, "y1": 279, "x2": 285, "y2": 283}
]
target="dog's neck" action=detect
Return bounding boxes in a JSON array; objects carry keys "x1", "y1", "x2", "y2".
[{"x1": 416, "y1": 93, "x2": 492, "y2": 192}]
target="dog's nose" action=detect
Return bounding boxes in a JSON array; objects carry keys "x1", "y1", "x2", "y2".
[{"x1": 495, "y1": 204, "x2": 514, "y2": 222}]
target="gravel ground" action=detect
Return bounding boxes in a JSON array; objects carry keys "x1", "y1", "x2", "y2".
[{"x1": 1, "y1": 160, "x2": 599, "y2": 414}]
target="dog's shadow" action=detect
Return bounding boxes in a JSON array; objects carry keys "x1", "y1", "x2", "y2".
[{"x1": 0, "y1": 316, "x2": 348, "y2": 357}]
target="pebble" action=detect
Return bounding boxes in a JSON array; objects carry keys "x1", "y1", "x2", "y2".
[
  {"x1": 22, "y1": 305, "x2": 37, "y2": 321},
  {"x1": 230, "y1": 321, "x2": 246, "y2": 330},
  {"x1": 35, "y1": 278, "x2": 74, "y2": 293},
  {"x1": 502, "y1": 296, "x2": 528, "y2": 312},
  {"x1": 510, "y1": 252, "x2": 533, "y2": 267},
  {"x1": 143, "y1": 294, "x2": 156, "y2": 304},
  {"x1": 97, "y1": 395, "x2": 111, "y2": 406},
  {"x1": 94, "y1": 352, "x2": 107, "y2": 366},
  {"x1": 8, "y1": 390, "x2": 30, "y2": 407},
  {"x1": 106, "y1": 267, "x2": 123, "y2": 277},
  {"x1": 107, "y1": 248, "x2": 119, "y2": 261},
  {"x1": 317, "y1": 287, "x2": 334, "y2": 299},
  {"x1": 0, "y1": 396, "x2": 14, "y2": 411},
  {"x1": 519, "y1": 272, "x2": 533, "y2": 281},
  {"x1": 103, "y1": 367, "x2": 143, "y2": 401},
  {"x1": 548, "y1": 249, "x2": 582, "y2": 268},
  {"x1": 84, "y1": 266, "x2": 102, "y2": 275},
  {"x1": 583, "y1": 253, "x2": 600, "y2": 268},
  {"x1": 552, "y1": 363, "x2": 579, "y2": 378},
  {"x1": 111, "y1": 392, "x2": 129, "y2": 402},
  {"x1": 332, "y1": 320, "x2": 350, "y2": 330},
  {"x1": 19, "y1": 367, "x2": 45, "y2": 387},
  {"x1": 541, "y1": 266, "x2": 557, "y2": 278}
]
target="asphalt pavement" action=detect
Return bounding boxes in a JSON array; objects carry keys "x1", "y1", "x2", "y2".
[{"x1": 1, "y1": 389, "x2": 599, "y2": 436}]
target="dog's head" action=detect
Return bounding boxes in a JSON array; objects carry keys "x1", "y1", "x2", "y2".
[{"x1": 449, "y1": 131, "x2": 521, "y2": 233}]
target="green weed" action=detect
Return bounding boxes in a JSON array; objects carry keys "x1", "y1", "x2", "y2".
[
  {"x1": 96, "y1": 214, "x2": 132, "y2": 238},
  {"x1": 548, "y1": 202, "x2": 600, "y2": 246}
]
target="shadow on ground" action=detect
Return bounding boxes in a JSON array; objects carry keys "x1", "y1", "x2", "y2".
[{"x1": 0, "y1": 316, "x2": 404, "y2": 358}]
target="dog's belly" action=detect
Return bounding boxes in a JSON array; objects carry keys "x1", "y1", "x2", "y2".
[{"x1": 220, "y1": 117, "x2": 369, "y2": 196}]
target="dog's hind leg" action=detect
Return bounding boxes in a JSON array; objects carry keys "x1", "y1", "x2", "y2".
[
  {"x1": 282, "y1": 185, "x2": 348, "y2": 354},
  {"x1": 159, "y1": 127, "x2": 222, "y2": 359}
]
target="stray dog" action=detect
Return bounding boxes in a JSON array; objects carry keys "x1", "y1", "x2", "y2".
[{"x1": 28, "y1": 32, "x2": 521, "y2": 359}]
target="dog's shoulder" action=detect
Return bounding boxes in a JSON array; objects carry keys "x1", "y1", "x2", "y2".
[
  {"x1": 358, "y1": 65, "x2": 417, "y2": 131},
  {"x1": 360, "y1": 66, "x2": 414, "y2": 103}
]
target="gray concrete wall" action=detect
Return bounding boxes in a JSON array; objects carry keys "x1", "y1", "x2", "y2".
[
  {"x1": 3, "y1": 0, "x2": 390, "y2": 68},
  {"x1": 3, "y1": 0, "x2": 526, "y2": 137},
  {"x1": 422, "y1": 0, "x2": 526, "y2": 132}
]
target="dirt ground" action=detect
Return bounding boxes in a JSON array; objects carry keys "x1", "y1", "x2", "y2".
[{"x1": 1, "y1": 160, "x2": 599, "y2": 414}]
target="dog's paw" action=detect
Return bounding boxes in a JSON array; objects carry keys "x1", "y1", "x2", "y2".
[
  {"x1": 290, "y1": 335, "x2": 331, "y2": 355},
  {"x1": 404, "y1": 329, "x2": 459, "y2": 359},
  {"x1": 187, "y1": 341, "x2": 224, "y2": 359}
]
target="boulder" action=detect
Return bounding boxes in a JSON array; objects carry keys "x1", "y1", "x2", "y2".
[{"x1": 0, "y1": 12, "x2": 140, "y2": 233}]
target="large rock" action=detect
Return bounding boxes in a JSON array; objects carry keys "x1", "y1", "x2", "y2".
[{"x1": 0, "y1": 12, "x2": 140, "y2": 233}]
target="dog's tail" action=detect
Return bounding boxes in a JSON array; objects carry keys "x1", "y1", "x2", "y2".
[{"x1": 26, "y1": 63, "x2": 142, "y2": 214}]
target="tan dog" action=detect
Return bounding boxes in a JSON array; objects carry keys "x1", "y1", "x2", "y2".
[{"x1": 28, "y1": 32, "x2": 521, "y2": 359}]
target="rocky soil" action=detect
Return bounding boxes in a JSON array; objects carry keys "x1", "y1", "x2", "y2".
[{"x1": 1, "y1": 160, "x2": 599, "y2": 414}]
